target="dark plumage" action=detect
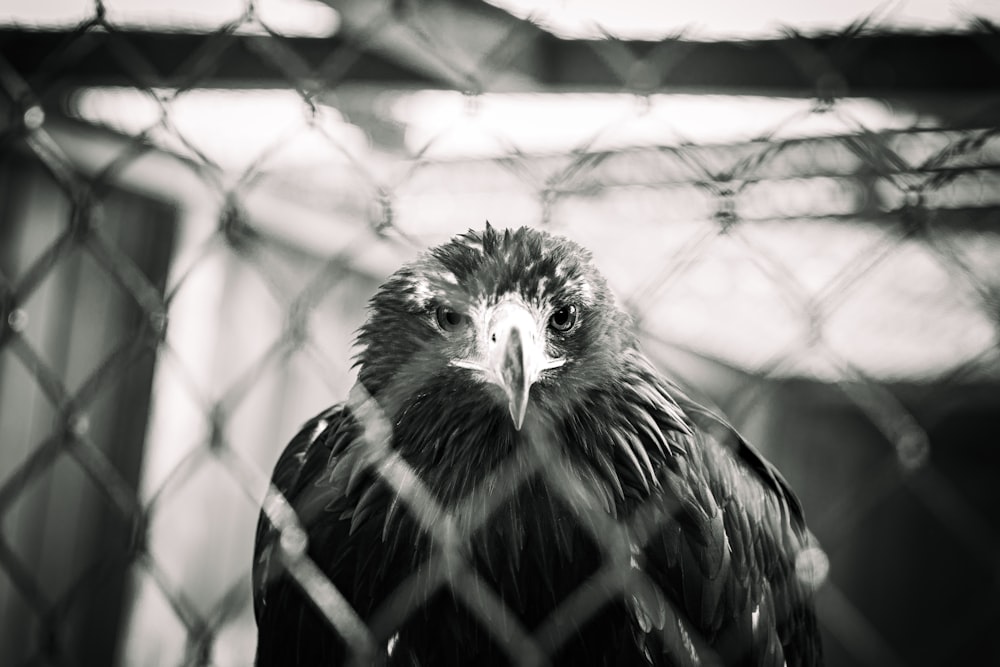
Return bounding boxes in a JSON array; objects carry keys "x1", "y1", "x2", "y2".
[{"x1": 253, "y1": 225, "x2": 823, "y2": 666}]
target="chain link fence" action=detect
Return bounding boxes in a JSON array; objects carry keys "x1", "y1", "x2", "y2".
[{"x1": 1, "y1": 1, "x2": 999, "y2": 665}]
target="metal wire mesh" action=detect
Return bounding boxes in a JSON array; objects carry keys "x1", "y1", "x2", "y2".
[{"x1": 1, "y1": 1, "x2": 999, "y2": 665}]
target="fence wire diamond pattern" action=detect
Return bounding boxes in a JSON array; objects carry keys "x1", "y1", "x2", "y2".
[{"x1": 1, "y1": 2, "x2": 999, "y2": 666}]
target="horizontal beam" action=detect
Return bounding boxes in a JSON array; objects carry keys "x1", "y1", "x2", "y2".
[
  {"x1": 2, "y1": 27, "x2": 999, "y2": 98},
  {"x1": 0, "y1": 28, "x2": 443, "y2": 95},
  {"x1": 542, "y1": 32, "x2": 1000, "y2": 97}
]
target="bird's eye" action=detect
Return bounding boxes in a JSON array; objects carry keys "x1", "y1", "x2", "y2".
[
  {"x1": 435, "y1": 305, "x2": 468, "y2": 332},
  {"x1": 549, "y1": 304, "x2": 578, "y2": 332}
]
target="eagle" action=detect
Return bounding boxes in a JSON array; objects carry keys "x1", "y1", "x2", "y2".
[{"x1": 253, "y1": 225, "x2": 823, "y2": 666}]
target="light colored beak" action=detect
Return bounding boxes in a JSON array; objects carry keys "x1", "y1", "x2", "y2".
[
  {"x1": 488, "y1": 303, "x2": 546, "y2": 430},
  {"x1": 450, "y1": 301, "x2": 566, "y2": 430}
]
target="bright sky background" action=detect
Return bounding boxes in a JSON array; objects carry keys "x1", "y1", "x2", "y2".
[
  {"x1": 73, "y1": 87, "x2": 928, "y2": 167},
  {"x1": 0, "y1": 0, "x2": 340, "y2": 36},
  {"x1": 487, "y1": 0, "x2": 1000, "y2": 39},
  {"x1": 3, "y1": 0, "x2": 1000, "y2": 38}
]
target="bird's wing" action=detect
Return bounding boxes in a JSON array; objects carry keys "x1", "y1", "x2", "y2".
[
  {"x1": 619, "y1": 359, "x2": 821, "y2": 666},
  {"x1": 668, "y1": 381, "x2": 806, "y2": 524},
  {"x1": 252, "y1": 402, "x2": 377, "y2": 665}
]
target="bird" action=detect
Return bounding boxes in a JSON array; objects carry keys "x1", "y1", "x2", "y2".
[{"x1": 252, "y1": 224, "x2": 823, "y2": 666}]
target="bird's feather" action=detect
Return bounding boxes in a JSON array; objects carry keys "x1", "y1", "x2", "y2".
[{"x1": 253, "y1": 226, "x2": 822, "y2": 666}]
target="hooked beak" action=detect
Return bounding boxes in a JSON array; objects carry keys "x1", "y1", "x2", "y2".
[
  {"x1": 486, "y1": 302, "x2": 562, "y2": 430},
  {"x1": 450, "y1": 301, "x2": 566, "y2": 430}
]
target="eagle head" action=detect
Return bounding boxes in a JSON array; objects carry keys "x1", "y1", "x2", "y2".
[{"x1": 355, "y1": 225, "x2": 632, "y2": 433}]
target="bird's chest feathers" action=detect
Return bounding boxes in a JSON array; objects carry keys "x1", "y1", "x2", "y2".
[
  {"x1": 374, "y1": 418, "x2": 617, "y2": 619},
  {"x1": 465, "y1": 475, "x2": 607, "y2": 619}
]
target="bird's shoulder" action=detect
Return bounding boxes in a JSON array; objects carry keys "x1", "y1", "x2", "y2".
[
  {"x1": 617, "y1": 351, "x2": 805, "y2": 529},
  {"x1": 269, "y1": 403, "x2": 366, "y2": 510},
  {"x1": 608, "y1": 351, "x2": 820, "y2": 665},
  {"x1": 252, "y1": 403, "x2": 364, "y2": 617}
]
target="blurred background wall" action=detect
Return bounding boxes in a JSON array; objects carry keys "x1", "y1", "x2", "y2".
[{"x1": 1, "y1": 1, "x2": 999, "y2": 665}]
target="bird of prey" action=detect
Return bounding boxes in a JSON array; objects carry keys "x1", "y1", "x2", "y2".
[{"x1": 253, "y1": 225, "x2": 822, "y2": 666}]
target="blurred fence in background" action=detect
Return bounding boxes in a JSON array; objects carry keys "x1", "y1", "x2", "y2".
[{"x1": 1, "y1": 1, "x2": 999, "y2": 665}]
